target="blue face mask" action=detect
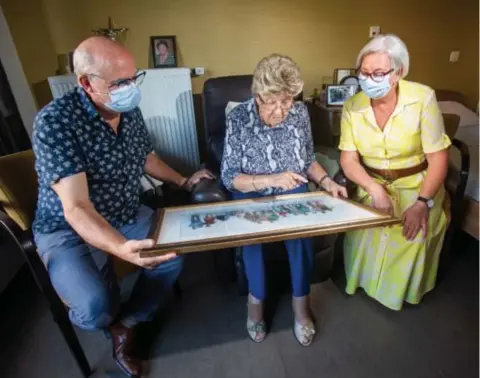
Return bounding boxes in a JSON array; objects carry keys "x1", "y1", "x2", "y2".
[
  {"x1": 104, "y1": 83, "x2": 141, "y2": 113},
  {"x1": 359, "y1": 75, "x2": 391, "y2": 99}
]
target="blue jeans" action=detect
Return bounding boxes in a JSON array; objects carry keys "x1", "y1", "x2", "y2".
[
  {"x1": 232, "y1": 185, "x2": 315, "y2": 300},
  {"x1": 34, "y1": 205, "x2": 183, "y2": 331}
]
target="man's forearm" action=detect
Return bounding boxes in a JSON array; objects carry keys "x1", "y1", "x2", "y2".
[
  {"x1": 65, "y1": 204, "x2": 127, "y2": 256},
  {"x1": 144, "y1": 153, "x2": 186, "y2": 187}
]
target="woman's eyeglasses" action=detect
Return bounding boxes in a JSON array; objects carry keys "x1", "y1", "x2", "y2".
[
  {"x1": 257, "y1": 95, "x2": 293, "y2": 111},
  {"x1": 357, "y1": 69, "x2": 394, "y2": 83}
]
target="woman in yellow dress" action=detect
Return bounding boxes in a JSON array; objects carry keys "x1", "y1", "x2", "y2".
[{"x1": 339, "y1": 34, "x2": 451, "y2": 310}]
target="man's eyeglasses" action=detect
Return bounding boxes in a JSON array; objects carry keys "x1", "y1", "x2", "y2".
[
  {"x1": 357, "y1": 69, "x2": 394, "y2": 83},
  {"x1": 89, "y1": 70, "x2": 146, "y2": 92},
  {"x1": 257, "y1": 95, "x2": 293, "y2": 111}
]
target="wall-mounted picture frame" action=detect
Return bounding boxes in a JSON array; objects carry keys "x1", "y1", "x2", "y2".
[
  {"x1": 140, "y1": 191, "x2": 400, "y2": 257},
  {"x1": 333, "y1": 68, "x2": 355, "y2": 84},
  {"x1": 150, "y1": 35, "x2": 177, "y2": 68},
  {"x1": 326, "y1": 84, "x2": 357, "y2": 106}
]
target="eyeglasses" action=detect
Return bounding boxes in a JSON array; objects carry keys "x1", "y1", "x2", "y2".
[
  {"x1": 357, "y1": 69, "x2": 394, "y2": 83},
  {"x1": 88, "y1": 70, "x2": 146, "y2": 92},
  {"x1": 257, "y1": 95, "x2": 293, "y2": 111}
]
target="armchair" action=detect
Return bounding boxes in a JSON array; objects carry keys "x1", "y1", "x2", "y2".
[
  {"x1": 191, "y1": 75, "x2": 341, "y2": 294},
  {"x1": 0, "y1": 150, "x2": 182, "y2": 378}
]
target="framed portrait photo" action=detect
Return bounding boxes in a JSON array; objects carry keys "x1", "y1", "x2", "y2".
[
  {"x1": 333, "y1": 68, "x2": 355, "y2": 84},
  {"x1": 326, "y1": 84, "x2": 357, "y2": 106},
  {"x1": 150, "y1": 36, "x2": 177, "y2": 68},
  {"x1": 140, "y1": 191, "x2": 400, "y2": 257}
]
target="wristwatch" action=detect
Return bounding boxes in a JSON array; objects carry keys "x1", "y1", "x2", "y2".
[{"x1": 417, "y1": 196, "x2": 434, "y2": 209}]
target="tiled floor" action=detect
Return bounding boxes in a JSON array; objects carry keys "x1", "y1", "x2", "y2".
[{"x1": 0, "y1": 233, "x2": 478, "y2": 378}]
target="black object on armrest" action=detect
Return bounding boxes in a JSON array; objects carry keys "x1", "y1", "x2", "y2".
[
  {"x1": 333, "y1": 169, "x2": 357, "y2": 198},
  {"x1": 448, "y1": 138, "x2": 470, "y2": 226},
  {"x1": 191, "y1": 178, "x2": 228, "y2": 204}
]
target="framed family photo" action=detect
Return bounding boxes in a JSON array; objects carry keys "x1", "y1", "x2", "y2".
[
  {"x1": 326, "y1": 84, "x2": 357, "y2": 106},
  {"x1": 140, "y1": 192, "x2": 401, "y2": 257},
  {"x1": 150, "y1": 36, "x2": 177, "y2": 68}
]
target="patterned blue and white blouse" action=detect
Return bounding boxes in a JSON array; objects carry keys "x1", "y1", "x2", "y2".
[
  {"x1": 32, "y1": 87, "x2": 153, "y2": 234},
  {"x1": 221, "y1": 98, "x2": 316, "y2": 195}
]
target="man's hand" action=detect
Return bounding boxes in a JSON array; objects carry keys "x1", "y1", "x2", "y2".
[
  {"x1": 116, "y1": 239, "x2": 177, "y2": 268},
  {"x1": 184, "y1": 169, "x2": 216, "y2": 191}
]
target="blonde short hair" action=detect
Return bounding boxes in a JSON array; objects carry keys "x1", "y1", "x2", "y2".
[
  {"x1": 356, "y1": 34, "x2": 410, "y2": 78},
  {"x1": 251, "y1": 54, "x2": 304, "y2": 97}
]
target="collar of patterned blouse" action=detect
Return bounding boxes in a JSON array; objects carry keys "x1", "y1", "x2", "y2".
[{"x1": 348, "y1": 80, "x2": 421, "y2": 113}]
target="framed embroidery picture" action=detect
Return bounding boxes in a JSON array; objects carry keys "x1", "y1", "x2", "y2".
[{"x1": 140, "y1": 191, "x2": 401, "y2": 257}]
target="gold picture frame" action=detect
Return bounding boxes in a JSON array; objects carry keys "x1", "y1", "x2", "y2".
[{"x1": 140, "y1": 192, "x2": 401, "y2": 257}]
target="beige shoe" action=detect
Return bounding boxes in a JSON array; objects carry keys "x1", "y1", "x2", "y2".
[{"x1": 293, "y1": 320, "x2": 316, "y2": 346}]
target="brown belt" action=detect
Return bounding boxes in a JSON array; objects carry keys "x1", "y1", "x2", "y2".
[{"x1": 364, "y1": 160, "x2": 428, "y2": 182}]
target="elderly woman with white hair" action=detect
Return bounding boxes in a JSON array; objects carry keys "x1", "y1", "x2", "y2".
[
  {"x1": 339, "y1": 34, "x2": 451, "y2": 310},
  {"x1": 221, "y1": 53, "x2": 347, "y2": 346}
]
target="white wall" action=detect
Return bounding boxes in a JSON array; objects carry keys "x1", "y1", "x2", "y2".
[{"x1": 0, "y1": 4, "x2": 37, "y2": 138}]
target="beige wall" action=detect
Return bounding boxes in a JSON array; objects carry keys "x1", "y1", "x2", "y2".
[{"x1": 2, "y1": 0, "x2": 479, "y2": 108}]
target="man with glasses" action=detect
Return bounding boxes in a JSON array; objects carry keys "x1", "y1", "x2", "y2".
[{"x1": 32, "y1": 36, "x2": 213, "y2": 377}]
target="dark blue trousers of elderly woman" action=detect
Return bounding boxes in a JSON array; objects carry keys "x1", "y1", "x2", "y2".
[{"x1": 232, "y1": 184, "x2": 315, "y2": 301}]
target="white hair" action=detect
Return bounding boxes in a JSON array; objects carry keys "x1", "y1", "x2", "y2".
[
  {"x1": 73, "y1": 48, "x2": 108, "y2": 76},
  {"x1": 356, "y1": 34, "x2": 410, "y2": 78},
  {"x1": 251, "y1": 53, "x2": 304, "y2": 97}
]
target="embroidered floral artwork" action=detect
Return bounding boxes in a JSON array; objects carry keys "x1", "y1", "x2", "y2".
[{"x1": 189, "y1": 200, "x2": 332, "y2": 229}]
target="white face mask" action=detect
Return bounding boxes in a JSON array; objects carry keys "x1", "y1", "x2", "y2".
[
  {"x1": 359, "y1": 74, "x2": 392, "y2": 99},
  {"x1": 104, "y1": 83, "x2": 142, "y2": 113}
]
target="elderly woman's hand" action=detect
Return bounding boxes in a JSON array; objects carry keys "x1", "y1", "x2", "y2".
[
  {"x1": 268, "y1": 171, "x2": 308, "y2": 191},
  {"x1": 402, "y1": 202, "x2": 429, "y2": 240},
  {"x1": 322, "y1": 178, "x2": 348, "y2": 198}
]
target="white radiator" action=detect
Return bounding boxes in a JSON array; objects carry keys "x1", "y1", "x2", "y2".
[
  {"x1": 47, "y1": 74, "x2": 77, "y2": 98},
  {"x1": 140, "y1": 68, "x2": 200, "y2": 174},
  {"x1": 48, "y1": 68, "x2": 200, "y2": 175}
]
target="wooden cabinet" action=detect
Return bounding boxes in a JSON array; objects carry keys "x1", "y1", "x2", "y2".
[{"x1": 305, "y1": 100, "x2": 342, "y2": 148}]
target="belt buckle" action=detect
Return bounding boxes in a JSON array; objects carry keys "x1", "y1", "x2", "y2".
[{"x1": 383, "y1": 169, "x2": 397, "y2": 182}]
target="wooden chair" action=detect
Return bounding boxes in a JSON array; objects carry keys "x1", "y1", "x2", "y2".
[{"x1": 0, "y1": 150, "x2": 178, "y2": 377}]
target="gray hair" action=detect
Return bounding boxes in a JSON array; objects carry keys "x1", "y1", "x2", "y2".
[
  {"x1": 251, "y1": 53, "x2": 304, "y2": 97},
  {"x1": 73, "y1": 48, "x2": 109, "y2": 76},
  {"x1": 356, "y1": 34, "x2": 410, "y2": 78}
]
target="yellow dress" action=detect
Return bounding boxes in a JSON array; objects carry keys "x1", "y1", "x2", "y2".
[{"x1": 338, "y1": 80, "x2": 451, "y2": 310}]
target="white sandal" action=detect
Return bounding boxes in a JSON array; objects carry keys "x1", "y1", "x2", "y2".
[
  {"x1": 246, "y1": 295, "x2": 266, "y2": 343},
  {"x1": 246, "y1": 317, "x2": 267, "y2": 343},
  {"x1": 293, "y1": 320, "x2": 316, "y2": 346}
]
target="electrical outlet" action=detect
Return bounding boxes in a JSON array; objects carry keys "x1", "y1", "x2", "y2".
[
  {"x1": 194, "y1": 67, "x2": 205, "y2": 75},
  {"x1": 369, "y1": 26, "x2": 381, "y2": 38},
  {"x1": 449, "y1": 51, "x2": 460, "y2": 62}
]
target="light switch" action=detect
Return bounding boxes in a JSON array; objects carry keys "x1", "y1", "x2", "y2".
[
  {"x1": 449, "y1": 51, "x2": 460, "y2": 62},
  {"x1": 369, "y1": 26, "x2": 381, "y2": 38}
]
